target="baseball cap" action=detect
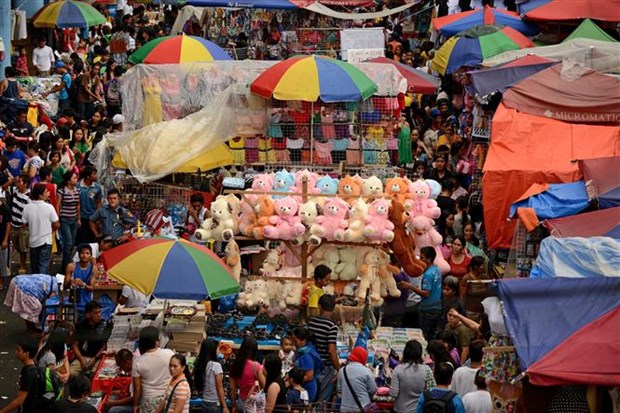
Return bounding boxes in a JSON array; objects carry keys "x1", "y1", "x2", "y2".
[
  {"x1": 112, "y1": 114, "x2": 124, "y2": 125},
  {"x1": 430, "y1": 108, "x2": 441, "y2": 118},
  {"x1": 55, "y1": 61, "x2": 65, "y2": 69}
]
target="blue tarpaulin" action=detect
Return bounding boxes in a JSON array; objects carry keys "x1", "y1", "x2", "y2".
[
  {"x1": 530, "y1": 236, "x2": 620, "y2": 278},
  {"x1": 509, "y1": 181, "x2": 589, "y2": 219}
]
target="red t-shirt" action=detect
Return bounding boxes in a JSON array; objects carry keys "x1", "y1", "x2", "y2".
[{"x1": 448, "y1": 254, "x2": 471, "y2": 279}]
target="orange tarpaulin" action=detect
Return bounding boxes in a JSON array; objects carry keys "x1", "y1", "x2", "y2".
[{"x1": 482, "y1": 103, "x2": 620, "y2": 249}]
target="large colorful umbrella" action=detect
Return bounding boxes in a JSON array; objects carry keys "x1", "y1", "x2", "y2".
[
  {"x1": 250, "y1": 55, "x2": 377, "y2": 102},
  {"x1": 468, "y1": 54, "x2": 556, "y2": 98},
  {"x1": 32, "y1": 0, "x2": 107, "y2": 28},
  {"x1": 433, "y1": 6, "x2": 539, "y2": 37},
  {"x1": 102, "y1": 238, "x2": 239, "y2": 300},
  {"x1": 521, "y1": 0, "x2": 620, "y2": 22},
  {"x1": 495, "y1": 277, "x2": 620, "y2": 386},
  {"x1": 128, "y1": 35, "x2": 232, "y2": 64},
  {"x1": 366, "y1": 57, "x2": 439, "y2": 94},
  {"x1": 431, "y1": 25, "x2": 535, "y2": 75}
]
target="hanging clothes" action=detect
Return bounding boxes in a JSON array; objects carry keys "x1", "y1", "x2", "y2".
[
  {"x1": 268, "y1": 110, "x2": 283, "y2": 138},
  {"x1": 11, "y1": 10, "x2": 28, "y2": 41},
  {"x1": 245, "y1": 136, "x2": 259, "y2": 164},
  {"x1": 387, "y1": 134, "x2": 399, "y2": 165},
  {"x1": 228, "y1": 137, "x2": 245, "y2": 165},
  {"x1": 397, "y1": 121, "x2": 412, "y2": 164},
  {"x1": 346, "y1": 136, "x2": 361, "y2": 165},
  {"x1": 363, "y1": 138, "x2": 377, "y2": 165},
  {"x1": 258, "y1": 136, "x2": 276, "y2": 164},
  {"x1": 273, "y1": 137, "x2": 290, "y2": 163},
  {"x1": 314, "y1": 140, "x2": 333, "y2": 165},
  {"x1": 321, "y1": 110, "x2": 336, "y2": 139},
  {"x1": 287, "y1": 137, "x2": 304, "y2": 163},
  {"x1": 142, "y1": 78, "x2": 163, "y2": 126}
]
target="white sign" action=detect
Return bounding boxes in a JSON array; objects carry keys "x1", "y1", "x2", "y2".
[
  {"x1": 340, "y1": 28, "x2": 385, "y2": 60},
  {"x1": 346, "y1": 48, "x2": 385, "y2": 63}
]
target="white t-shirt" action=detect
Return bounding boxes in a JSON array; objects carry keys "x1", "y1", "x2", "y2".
[
  {"x1": 32, "y1": 45, "x2": 55, "y2": 72},
  {"x1": 462, "y1": 390, "x2": 492, "y2": 413},
  {"x1": 449, "y1": 366, "x2": 478, "y2": 397},
  {"x1": 133, "y1": 348, "x2": 175, "y2": 400},
  {"x1": 202, "y1": 360, "x2": 224, "y2": 403},
  {"x1": 121, "y1": 285, "x2": 150, "y2": 309},
  {"x1": 22, "y1": 201, "x2": 59, "y2": 248}
]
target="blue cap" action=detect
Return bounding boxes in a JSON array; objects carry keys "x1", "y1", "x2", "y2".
[
  {"x1": 55, "y1": 61, "x2": 65, "y2": 69},
  {"x1": 430, "y1": 108, "x2": 441, "y2": 118}
]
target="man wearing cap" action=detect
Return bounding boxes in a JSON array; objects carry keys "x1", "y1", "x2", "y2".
[
  {"x1": 32, "y1": 37, "x2": 55, "y2": 77},
  {"x1": 112, "y1": 114, "x2": 124, "y2": 132},
  {"x1": 424, "y1": 108, "x2": 442, "y2": 156},
  {"x1": 42, "y1": 61, "x2": 72, "y2": 113},
  {"x1": 337, "y1": 347, "x2": 377, "y2": 413}
]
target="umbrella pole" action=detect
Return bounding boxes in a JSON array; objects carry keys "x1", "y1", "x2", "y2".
[{"x1": 310, "y1": 101, "x2": 314, "y2": 165}]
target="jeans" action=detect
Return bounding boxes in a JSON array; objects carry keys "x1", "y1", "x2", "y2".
[
  {"x1": 316, "y1": 365, "x2": 336, "y2": 403},
  {"x1": 202, "y1": 401, "x2": 223, "y2": 413},
  {"x1": 108, "y1": 406, "x2": 134, "y2": 413},
  {"x1": 419, "y1": 310, "x2": 442, "y2": 341},
  {"x1": 60, "y1": 219, "x2": 79, "y2": 269},
  {"x1": 30, "y1": 244, "x2": 52, "y2": 274}
]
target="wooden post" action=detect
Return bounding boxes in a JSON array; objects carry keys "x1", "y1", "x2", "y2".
[{"x1": 301, "y1": 177, "x2": 308, "y2": 282}]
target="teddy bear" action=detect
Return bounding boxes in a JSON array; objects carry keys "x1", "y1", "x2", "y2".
[
  {"x1": 338, "y1": 175, "x2": 363, "y2": 206},
  {"x1": 272, "y1": 169, "x2": 295, "y2": 198},
  {"x1": 236, "y1": 279, "x2": 255, "y2": 308},
  {"x1": 292, "y1": 169, "x2": 320, "y2": 195},
  {"x1": 195, "y1": 195, "x2": 239, "y2": 242},
  {"x1": 388, "y1": 200, "x2": 426, "y2": 277},
  {"x1": 224, "y1": 239, "x2": 242, "y2": 283},
  {"x1": 316, "y1": 176, "x2": 339, "y2": 196},
  {"x1": 252, "y1": 195, "x2": 276, "y2": 239},
  {"x1": 342, "y1": 198, "x2": 369, "y2": 242},
  {"x1": 363, "y1": 198, "x2": 395, "y2": 242},
  {"x1": 293, "y1": 200, "x2": 321, "y2": 246},
  {"x1": 377, "y1": 250, "x2": 402, "y2": 298},
  {"x1": 238, "y1": 197, "x2": 259, "y2": 237},
  {"x1": 266, "y1": 279, "x2": 283, "y2": 309},
  {"x1": 309, "y1": 197, "x2": 349, "y2": 245},
  {"x1": 264, "y1": 196, "x2": 306, "y2": 240},
  {"x1": 317, "y1": 246, "x2": 341, "y2": 279},
  {"x1": 358, "y1": 249, "x2": 383, "y2": 305},
  {"x1": 385, "y1": 177, "x2": 411, "y2": 204},
  {"x1": 361, "y1": 176, "x2": 384, "y2": 201},
  {"x1": 406, "y1": 179, "x2": 441, "y2": 220},
  {"x1": 280, "y1": 281, "x2": 303, "y2": 309},
  {"x1": 251, "y1": 173, "x2": 274, "y2": 193},
  {"x1": 410, "y1": 215, "x2": 451, "y2": 274},
  {"x1": 245, "y1": 278, "x2": 270, "y2": 307},
  {"x1": 260, "y1": 249, "x2": 281, "y2": 277},
  {"x1": 336, "y1": 247, "x2": 358, "y2": 281}
]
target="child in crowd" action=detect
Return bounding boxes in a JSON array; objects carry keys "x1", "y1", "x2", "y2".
[
  {"x1": 279, "y1": 336, "x2": 295, "y2": 377},
  {"x1": 286, "y1": 368, "x2": 309, "y2": 413},
  {"x1": 103, "y1": 349, "x2": 134, "y2": 413}
]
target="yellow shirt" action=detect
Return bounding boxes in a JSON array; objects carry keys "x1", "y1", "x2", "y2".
[{"x1": 307, "y1": 284, "x2": 324, "y2": 311}]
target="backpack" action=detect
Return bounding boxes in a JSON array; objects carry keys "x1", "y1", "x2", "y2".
[
  {"x1": 33, "y1": 366, "x2": 62, "y2": 411},
  {"x1": 106, "y1": 79, "x2": 121, "y2": 106},
  {"x1": 422, "y1": 390, "x2": 456, "y2": 413},
  {"x1": 69, "y1": 73, "x2": 83, "y2": 107}
]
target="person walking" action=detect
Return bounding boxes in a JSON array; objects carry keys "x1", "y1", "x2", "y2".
[
  {"x1": 32, "y1": 37, "x2": 55, "y2": 76},
  {"x1": 22, "y1": 183, "x2": 59, "y2": 274}
]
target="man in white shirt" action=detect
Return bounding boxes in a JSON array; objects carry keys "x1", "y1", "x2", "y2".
[
  {"x1": 32, "y1": 37, "x2": 55, "y2": 76},
  {"x1": 461, "y1": 370, "x2": 492, "y2": 413},
  {"x1": 450, "y1": 340, "x2": 483, "y2": 397},
  {"x1": 22, "y1": 184, "x2": 59, "y2": 274},
  {"x1": 119, "y1": 285, "x2": 150, "y2": 309}
]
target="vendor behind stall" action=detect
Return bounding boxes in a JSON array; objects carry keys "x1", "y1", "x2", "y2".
[
  {"x1": 89, "y1": 188, "x2": 136, "y2": 243},
  {"x1": 104, "y1": 349, "x2": 134, "y2": 413},
  {"x1": 65, "y1": 243, "x2": 99, "y2": 308},
  {"x1": 307, "y1": 265, "x2": 331, "y2": 318}
]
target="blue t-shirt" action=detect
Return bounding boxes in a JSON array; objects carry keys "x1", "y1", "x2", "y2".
[
  {"x1": 415, "y1": 388, "x2": 465, "y2": 413},
  {"x1": 419, "y1": 264, "x2": 442, "y2": 312},
  {"x1": 4, "y1": 149, "x2": 27, "y2": 177},
  {"x1": 294, "y1": 349, "x2": 320, "y2": 402},
  {"x1": 59, "y1": 73, "x2": 72, "y2": 101},
  {"x1": 78, "y1": 181, "x2": 103, "y2": 219}
]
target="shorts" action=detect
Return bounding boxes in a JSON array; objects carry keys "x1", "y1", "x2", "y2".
[{"x1": 11, "y1": 227, "x2": 29, "y2": 254}]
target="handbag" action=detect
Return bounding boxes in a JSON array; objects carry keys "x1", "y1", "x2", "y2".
[
  {"x1": 343, "y1": 365, "x2": 379, "y2": 413},
  {"x1": 164, "y1": 378, "x2": 188, "y2": 413}
]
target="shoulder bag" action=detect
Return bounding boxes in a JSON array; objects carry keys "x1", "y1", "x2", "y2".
[{"x1": 343, "y1": 365, "x2": 379, "y2": 413}]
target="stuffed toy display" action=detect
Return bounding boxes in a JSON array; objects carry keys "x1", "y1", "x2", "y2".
[
  {"x1": 251, "y1": 173, "x2": 274, "y2": 193},
  {"x1": 280, "y1": 281, "x2": 303, "y2": 309},
  {"x1": 292, "y1": 169, "x2": 320, "y2": 195},
  {"x1": 384, "y1": 177, "x2": 411, "y2": 204},
  {"x1": 338, "y1": 175, "x2": 363, "y2": 206},
  {"x1": 363, "y1": 198, "x2": 395, "y2": 242},
  {"x1": 336, "y1": 248, "x2": 358, "y2": 281},
  {"x1": 264, "y1": 196, "x2": 306, "y2": 240},
  {"x1": 194, "y1": 195, "x2": 240, "y2": 242},
  {"x1": 238, "y1": 279, "x2": 270, "y2": 308},
  {"x1": 317, "y1": 246, "x2": 341, "y2": 278},
  {"x1": 358, "y1": 249, "x2": 383, "y2": 306},
  {"x1": 252, "y1": 195, "x2": 276, "y2": 239},
  {"x1": 239, "y1": 197, "x2": 259, "y2": 237},
  {"x1": 309, "y1": 197, "x2": 349, "y2": 245},
  {"x1": 260, "y1": 249, "x2": 281, "y2": 276},
  {"x1": 294, "y1": 200, "x2": 321, "y2": 245},
  {"x1": 342, "y1": 198, "x2": 369, "y2": 242},
  {"x1": 378, "y1": 250, "x2": 401, "y2": 298},
  {"x1": 272, "y1": 169, "x2": 295, "y2": 198},
  {"x1": 316, "y1": 176, "x2": 339, "y2": 195},
  {"x1": 388, "y1": 200, "x2": 426, "y2": 277},
  {"x1": 407, "y1": 179, "x2": 441, "y2": 219},
  {"x1": 410, "y1": 215, "x2": 451, "y2": 274},
  {"x1": 225, "y1": 239, "x2": 242, "y2": 282},
  {"x1": 362, "y1": 176, "x2": 384, "y2": 201}
]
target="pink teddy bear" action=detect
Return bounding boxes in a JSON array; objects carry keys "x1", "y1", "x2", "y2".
[
  {"x1": 410, "y1": 215, "x2": 451, "y2": 274},
  {"x1": 309, "y1": 197, "x2": 349, "y2": 245},
  {"x1": 264, "y1": 196, "x2": 306, "y2": 240},
  {"x1": 363, "y1": 198, "x2": 395, "y2": 242},
  {"x1": 245, "y1": 173, "x2": 275, "y2": 205},
  {"x1": 292, "y1": 169, "x2": 320, "y2": 195},
  {"x1": 406, "y1": 179, "x2": 441, "y2": 219}
]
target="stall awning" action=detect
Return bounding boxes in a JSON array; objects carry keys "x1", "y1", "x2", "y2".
[
  {"x1": 509, "y1": 181, "x2": 589, "y2": 220},
  {"x1": 523, "y1": 0, "x2": 620, "y2": 22},
  {"x1": 543, "y1": 207, "x2": 620, "y2": 238},
  {"x1": 579, "y1": 156, "x2": 620, "y2": 209}
]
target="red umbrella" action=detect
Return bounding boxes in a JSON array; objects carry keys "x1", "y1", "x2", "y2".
[
  {"x1": 524, "y1": 0, "x2": 620, "y2": 22},
  {"x1": 366, "y1": 57, "x2": 439, "y2": 94}
]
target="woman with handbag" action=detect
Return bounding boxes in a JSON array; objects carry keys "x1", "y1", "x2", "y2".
[
  {"x1": 230, "y1": 336, "x2": 265, "y2": 413},
  {"x1": 337, "y1": 347, "x2": 377, "y2": 413},
  {"x1": 155, "y1": 353, "x2": 193, "y2": 413}
]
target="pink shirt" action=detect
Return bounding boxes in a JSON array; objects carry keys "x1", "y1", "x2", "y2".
[{"x1": 238, "y1": 360, "x2": 261, "y2": 400}]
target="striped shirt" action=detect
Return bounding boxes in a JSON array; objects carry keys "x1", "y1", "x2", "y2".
[
  {"x1": 163, "y1": 379, "x2": 191, "y2": 413},
  {"x1": 57, "y1": 186, "x2": 80, "y2": 220},
  {"x1": 10, "y1": 187, "x2": 30, "y2": 227},
  {"x1": 307, "y1": 315, "x2": 338, "y2": 366}
]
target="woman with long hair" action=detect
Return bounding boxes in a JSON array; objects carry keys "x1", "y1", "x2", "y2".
[
  {"x1": 194, "y1": 339, "x2": 229, "y2": 413},
  {"x1": 155, "y1": 353, "x2": 193, "y2": 413},
  {"x1": 37, "y1": 328, "x2": 70, "y2": 383},
  {"x1": 292, "y1": 326, "x2": 323, "y2": 403},
  {"x1": 389, "y1": 340, "x2": 435, "y2": 413},
  {"x1": 447, "y1": 235, "x2": 471, "y2": 280},
  {"x1": 229, "y1": 336, "x2": 265, "y2": 413},
  {"x1": 263, "y1": 353, "x2": 287, "y2": 413},
  {"x1": 57, "y1": 170, "x2": 80, "y2": 271}
]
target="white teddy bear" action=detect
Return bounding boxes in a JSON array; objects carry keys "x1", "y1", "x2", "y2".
[
  {"x1": 260, "y1": 249, "x2": 281, "y2": 277},
  {"x1": 293, "y1": 200, "x2": 321, "y2": 246},
  {"x1": 194, "y1": 195, "x2": 240, "y2": 242},
  {"x1": 318, "y1": 246, "x2": 341, "y2": 279},
  {"x1": 336, "y1": 248, "x2": 358, "y2": 281},
  {"x1": 280, "y1": 281, "x2": 303, "y2": 310}
]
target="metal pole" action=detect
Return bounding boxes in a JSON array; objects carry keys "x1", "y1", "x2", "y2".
[{"x1": 310, "y1": 101, "x2": 314, "y2": 165}]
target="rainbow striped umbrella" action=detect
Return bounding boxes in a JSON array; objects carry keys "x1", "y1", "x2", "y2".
[
  {"x1": 431, "y1": 25, "x2": 535, "y2": 75},
  {"x1": 250, "y1": 55, "x2": 377, "y2": 102},
  {"x1": 128, "y1": 35, "x2": 231, "y2": 64},
  {"x1": 32, "y1": 0, "x2": 107, "y2": 28},
  {"x1": 102, "y1": 238, "x2": 239, "y2": 300}
]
